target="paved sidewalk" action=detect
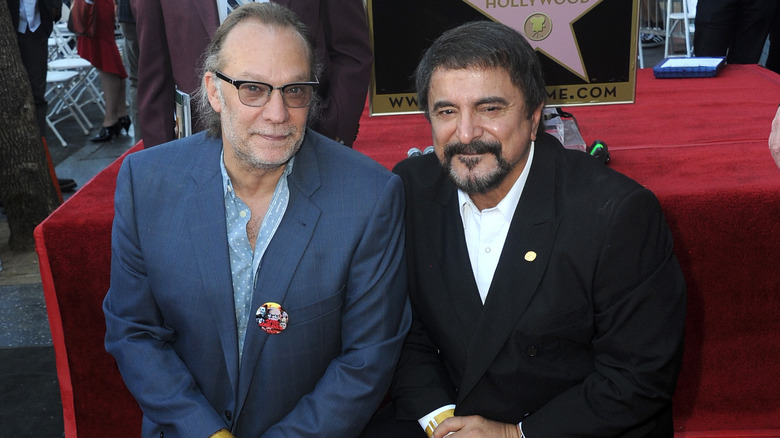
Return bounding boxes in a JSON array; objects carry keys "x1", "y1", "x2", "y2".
[{"x1": 0, "y1": 102, "x2": 134, "y2": 438}]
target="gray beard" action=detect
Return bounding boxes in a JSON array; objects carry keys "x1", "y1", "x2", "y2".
[{"x1": 442, "y1": 140, "x2": 512, "y2": 194}]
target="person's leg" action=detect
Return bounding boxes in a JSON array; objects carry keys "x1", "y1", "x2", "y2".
[
  {"x1": 92, "y1": 70, "x2": 126, "y2": 141},
  {"x1": 16, "y1": 28, "x2": 50, "y2": 137},
  {"x1": 99, "y1": 70, "x2": 127, "y2": 127},
  {"x1": 766, "y1": 4, "x2": 780, "y2": 74},
  {"x1": 118, "y1": 76, "x2": 128, "y2": 120},
  {"x1": 693, "y1": 0, "x2": 735, "y2": 57},
  {"x1": 120, "y1": 22, "x2": 140, "y2": 142},
  {"x1": 17, "y1": 28, "x2": 77, "y2": 190},
  {"x1": 727, "y1": 0, "x2": 773, "y2": 64},
  {"x1": 359, "y1": 402, "x2": 428, "y2": 438}
]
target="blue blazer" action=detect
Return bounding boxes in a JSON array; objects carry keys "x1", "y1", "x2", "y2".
[{"x1": 104, "y1": 130, "x2": 410, "y2": 437}]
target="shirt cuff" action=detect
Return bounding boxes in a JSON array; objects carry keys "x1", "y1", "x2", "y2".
[{"x1": 418, "y1": 404, "x2": 456, "y2": 437}]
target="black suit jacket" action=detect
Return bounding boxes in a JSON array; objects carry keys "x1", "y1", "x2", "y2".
[
  {"x1": 7, "y1": 0, "x2": 59, "y2": 35},
  {"x1": 391, "y1": 133, "x2": 686, "y2": 437}
]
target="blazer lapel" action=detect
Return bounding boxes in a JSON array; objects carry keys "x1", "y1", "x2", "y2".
[
  {"x1": 457, "y1": 138, "x2": 561, "y2": 403},
  {"x1": 427, "y1": 175, "x2": 485, "y2": 338},
  {"x1": 235, "y1": 133, "x2": 322, "y2": 410},
  {"x1": 187, "y1": 139, "x2": 241, "y2": 393}
]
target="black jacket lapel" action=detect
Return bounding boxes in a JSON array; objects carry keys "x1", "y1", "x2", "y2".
[{"x1": 457, "y1": 136, "x2": 561, "y2": 403}]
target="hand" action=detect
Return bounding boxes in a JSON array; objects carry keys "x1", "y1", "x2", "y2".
[
  {"x1": 770, "y1": 106, "x2": 780, "y2": 170},
  {"x1": 432, "y1": 415, "x2": 521, "y2": 438}
]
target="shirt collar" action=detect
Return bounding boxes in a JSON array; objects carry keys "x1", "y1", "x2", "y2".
[{"x1": 220, "y1": 148, "x2": 295, "y2": 199}]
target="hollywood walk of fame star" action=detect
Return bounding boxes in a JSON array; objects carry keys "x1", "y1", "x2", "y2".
[{"x1": 467, "y1": 0, "x2": 603, "y2": 80}]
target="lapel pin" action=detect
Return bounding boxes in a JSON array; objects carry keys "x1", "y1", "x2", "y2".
[
  {"x1": 256, "y1": 302, "x2": 288, "y2": 334},
  {"x1": 524, "y1": 251, "x2": 537, "y2": 262}
]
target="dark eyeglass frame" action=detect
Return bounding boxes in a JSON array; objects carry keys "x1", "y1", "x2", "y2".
[{"x1": 214, "y1": 71, "x2": 319, "y2": 108}]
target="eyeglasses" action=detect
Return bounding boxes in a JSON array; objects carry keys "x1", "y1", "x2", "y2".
[{"x1": 214, "y1": 71, "x2": 318, "y2": 108}]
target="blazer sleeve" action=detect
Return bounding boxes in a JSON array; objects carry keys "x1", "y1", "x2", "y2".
[
  {"x1": 387, "y1": 158, "x2": 459, "y2": 421},
  {"x1": 391, "y1": 308, "x2": 460, "y2": 421},
  {"x1": 103, "y1": 157, "x2": 227, "y2": 437},
  {"x1": 524, "y1": 187, "x2": 687, "y2": 436},
  {"x1": 130, "y1": 0, "x2": 177, "y2": 147},
  {"x1": 260, "y1": 174, "x2": 412, "y2": 438},
  {"x1": 312, "y1": 0, "x2": 372, "y2": 146}
]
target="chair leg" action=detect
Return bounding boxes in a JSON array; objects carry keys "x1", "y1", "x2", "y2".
[
  {"x1": 638, "y1": 35, "x2": 644, "y2": 68},
  {"x1": 684, "y1": 17, "x2": 693, "y2": 57},
  {"x1": 46, "y1": 113, "x2": 67, "y2": 147},
  {"x1": 46, "y1": 71, "x2": 92, "y2": 146}
]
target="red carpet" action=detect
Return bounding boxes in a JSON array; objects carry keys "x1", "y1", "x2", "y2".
[
  {"x1": 35, "y1": 144, "x2": 143, "y2": 438},
  {"x1": 354, "y1": 66, "x2": 780, "y2": 167},
  {"x1": 36, "y1": 65, "x2": 780, "y2": 437}
]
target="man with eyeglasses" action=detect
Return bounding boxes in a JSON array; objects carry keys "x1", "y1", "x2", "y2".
[
  {"x1": 131, "y1": 0, "x2": 372, "y2": 148},
  {"x1": 103, "y1": 3, "x2": 410, "y2": 437}
]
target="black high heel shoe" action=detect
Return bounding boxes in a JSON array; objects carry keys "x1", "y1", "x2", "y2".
[
  {"x1": 118, "y1": 115, "x2": 132, "y2": 135},
  {"x1": 90, "y1": 122, "x2": 121, "y2": 142}
]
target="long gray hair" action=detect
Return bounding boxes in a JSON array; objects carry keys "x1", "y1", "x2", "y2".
[{"x1": 195, "y1": 2, "x2": 323, "y2": 137}]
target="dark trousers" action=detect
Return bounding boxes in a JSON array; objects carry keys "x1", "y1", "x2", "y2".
[
  {"x1": 358, "y1": 402, "x2": 427, "y2": 438},
  {"x1": 16, "y1": 25, "x2": 50, "y2": 137},
  {"x1": 765, "y1": 4, "x2": 780, "y2": 74},
  {"x1": 693, "y1": 0, "x2": 775, "y2": 64}
]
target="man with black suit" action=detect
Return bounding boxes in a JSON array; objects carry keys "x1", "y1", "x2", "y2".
[
  {"x1": 131, "y1": 0, "x2": 372, "y2": 147},
  {"x1": 7, "y1": 0, "x2": 77, "y2": 193},
  {"x1": 361, "y1": 21, "x2": 686, "y2": 438},
  {"x1": 7, "y1": 0, "x2": 59, "y2": 133}
]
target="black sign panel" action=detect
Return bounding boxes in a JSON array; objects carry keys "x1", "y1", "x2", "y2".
[{"x1": 368, "y1": 0, "x2": 639, "y2": 114}]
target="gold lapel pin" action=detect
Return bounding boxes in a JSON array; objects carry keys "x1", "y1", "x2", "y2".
[{"x1": 524, "y1": 251, "x2": 537, "y2": 262}]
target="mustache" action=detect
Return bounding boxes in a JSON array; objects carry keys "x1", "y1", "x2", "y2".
[
  {"x1": 443, "y1": 140, "x2": 502, "y2": 160},
  {"x1": 250, "y1": 127, "x2": 297, "y2": 137}
]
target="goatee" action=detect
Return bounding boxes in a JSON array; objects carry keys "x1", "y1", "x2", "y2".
[{"x1": 441, "y1": 140, "x2": 511, "y2": 194}]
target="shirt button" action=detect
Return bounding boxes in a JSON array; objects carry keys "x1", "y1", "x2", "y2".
[
  {"x1": 225, "y1": 410, "x2": 233, "y2": 421},
  {"x1": 485, "y1": 247, "x2": 491, "y2": 253},
  {"x1": 526, "y1": 346, "x2": 539, "y2": 357},
  {"x1": 239, "y1": 210, "x2": 247, "y2": 218}
]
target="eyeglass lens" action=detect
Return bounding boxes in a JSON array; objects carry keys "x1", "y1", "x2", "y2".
[{"x1": 238, "y1": 82, "x2": 314, "y2": 108}]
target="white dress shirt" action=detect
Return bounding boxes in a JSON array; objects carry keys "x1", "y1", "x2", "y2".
[
  {"x1": 458, "y1": 141, "x2": 534, "y2": 303},
  {"x1": 18, "y1": 0, "x2": 41, "y2": 33}
]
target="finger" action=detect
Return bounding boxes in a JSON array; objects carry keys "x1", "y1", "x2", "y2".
[{"x1": 432, "y1": 416, "x2": 465, "y2": 438}]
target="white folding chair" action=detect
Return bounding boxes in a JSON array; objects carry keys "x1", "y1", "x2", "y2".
[
  {"x1": 49, "y1": 23, "x2": 78, "y2": 60},
  {"x1": 664, "y1": 0, "x2": 697, "y2": 58},
  {"x1": 48, "y1": 57, "x2": 105, "y2": 115},
  {"x1": 46, "y1": 70, "x2": 91, "y2": 147},
  {"x1": 638, "y1": 35, "x2": 644, "y2": 68}
]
